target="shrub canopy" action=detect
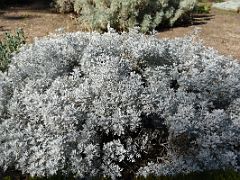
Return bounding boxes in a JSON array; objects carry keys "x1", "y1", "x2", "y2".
[
  {"x1": 0, "y1": 30, "x2": 240, "y2": 178},
  {"x1": 54, "y1": 0, "x2": 197, "y2": 32}
]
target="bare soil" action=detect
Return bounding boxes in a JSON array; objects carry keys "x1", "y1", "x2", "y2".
[
  {"x1": 0, "y1": 2, "x2": 82, "y2": 42},
  {"x1": 0, "y1": 2, "x2": 240, "y2": 59},
  {"x1": 157, "y1": 9, "x2": 240, "y2": 60}
]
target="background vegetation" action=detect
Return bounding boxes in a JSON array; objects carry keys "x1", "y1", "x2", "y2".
[
  {"x1": 0, "y1": 29, "x2": 25, "y2": 72},
  {"x1": 53, "y1": 0, "x2": 197, "y2": 32}
]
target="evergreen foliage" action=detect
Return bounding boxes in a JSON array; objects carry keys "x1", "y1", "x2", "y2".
[
  {"x1": 54, "y1": 0, "x2": 75, "y2": 13},
  {"x1": 53, "y1": 0, "x2": 197, "y2": 32},
  {"x1": 0, "y1": 30, "x2": 239, "y2": 179},
  {"x1": 0, "y1": 29, "x2": 25, "y2": 72}
]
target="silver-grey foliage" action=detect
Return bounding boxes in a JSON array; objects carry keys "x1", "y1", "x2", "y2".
[
  {"x1": 0, "y1": 30, "x2": 240, "y2": 178},
  {"x1": 54, "y1": 0, "x2": 197, "y2": 33}
]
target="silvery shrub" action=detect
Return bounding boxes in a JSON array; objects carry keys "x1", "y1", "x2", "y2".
[
  {"x1": 54, "y1": 0, "x2": 196, "y2": 33},
  {"x1": 0, "y1": 30, "x2": 239, "y2": 179}
]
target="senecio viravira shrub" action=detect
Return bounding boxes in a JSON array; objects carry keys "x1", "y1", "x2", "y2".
[
  {"x1": 0, "y1": 30, "x2": 240, "y2": 179},
  {"x1": 54, "y1": 0, "x2": 197, "y2": 32}
]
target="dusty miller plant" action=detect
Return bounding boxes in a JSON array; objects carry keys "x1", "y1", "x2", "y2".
[
  {"x1": 0, "y1": 30, "x2": 239, "y2": 179},
  {"x1": 53, "y1": 0, "x2": 197, "y2": 33}
]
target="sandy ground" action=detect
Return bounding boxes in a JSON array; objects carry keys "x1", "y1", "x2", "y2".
[
  {"x1": 0, "y1": 4, "x2": 240, "y2": 59},
  {"x1": 0, "y1": 6, "x2": 81, "y2": 41},
  {"x1": 157, "y1": 9, "x2": 240, "y2": 60}
]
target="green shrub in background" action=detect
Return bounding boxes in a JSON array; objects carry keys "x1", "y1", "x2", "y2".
[
  {"x1": 193, "y1": 0, "x2": 224, "y2": 14},
  {"x1": 193, "y1": 3, "x2": 211, "y2": 13},
  {"x1": 53, "y1": 0, "x2": 75, "y2": 13},
  {"x1": 0, "y1": 29, "x2": 25, "y2": 72},
  {"x1": 54, "y1": 0, "x2": 197, "y2": 32}
]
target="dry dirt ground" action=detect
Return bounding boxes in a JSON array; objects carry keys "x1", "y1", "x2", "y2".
[
  {"x1": 157, "y1": 9, "x2": 240, "y2": 60},
  {"x1": 0, "y1": 3, "x2": 240, "y2": 59}
]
